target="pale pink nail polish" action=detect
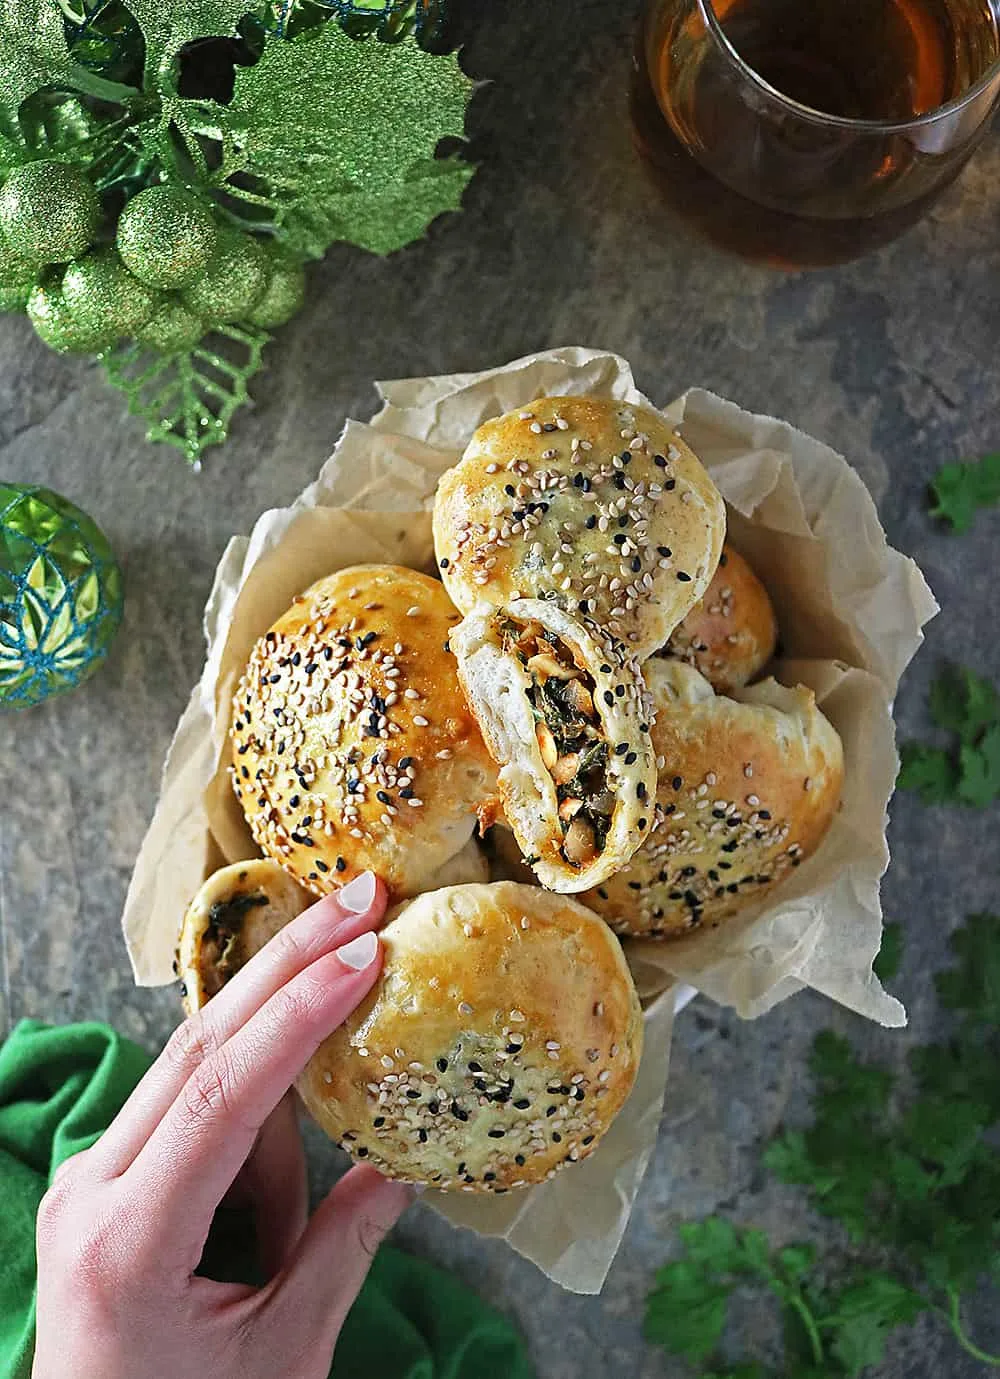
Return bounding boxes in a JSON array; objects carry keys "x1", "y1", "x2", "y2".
[
  {"x1": 335, "y1": 930, "x2": 378, "y2": 970},
  {"x1": 338, "y1": 871, "x2": 376, "y2": 913}
]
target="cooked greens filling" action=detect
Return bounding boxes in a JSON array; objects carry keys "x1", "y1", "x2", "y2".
[
  {"x1": 201, "y1": 893, "x2": 269, "y2": 997},
  {"x1": 501, "y1": 617, "x2": 613, "y2": 868}
]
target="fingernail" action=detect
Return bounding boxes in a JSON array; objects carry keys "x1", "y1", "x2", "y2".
[
  {"x1": 335, "y1": 930, "x2": 379, "y2": 971},
  {"x1": 338, "y1": 871, "x2": 376, "y2": 913}
]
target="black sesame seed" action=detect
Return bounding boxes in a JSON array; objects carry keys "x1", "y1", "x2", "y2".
[
  {"x1": 628, "y1": 881, "x2": 642, "y2": 891},
  {"x1": 637, "y1": 782, "x2": 648, "y2": 800},
  {"x1": 621, "y1": 450, "x2": 632, "y2": 463},
  {"x1": 615, "y1": 742, "x2": 629, "y2": 756},
  {"x1": 399, "y1": 787, "x2": 414, "y2": 799},
  {"x1": 543, "y1": 422, "x2": 557, "y2": 432},
  {"x1": 552, "y1": 1131, "x2": 562, "y2": 1143},
  {"x1": 515, "y1": 1154, "x2": 526, "y2": 1166},
  {"x1": 615, "y1": 684, "x2": 625, "y2": 697},
  {"x1": 631, "y1": 556, "x2": 642, "y2": 572},
  {"x1": 418, "y1": 1129, "x2": 428, "y2": 1142},
  {"x1": 654, "y1": 454, "x2": 667, "y2": 468},
  {"x1": 720, "y1": 552, "x2": 729, "y2": 566},
  {"x1": 439, "y1": 557, "x2": 449, "y2": 568},
  {"x1": 672, "y1": 776, "x2": 683, "y2": 790},
  {"x1": 373, "y1": 1116, "x2": 385, "y2": 1127},
  {"x1": 681, "y1": 865, "x2": 697, "y2": 877},
  {"x1": 268, "y1": 673, "x2": 281, "y2": 684},
  {"x1": 336, "y1": 856, "x2": 346, "y2": 872},
  {"x1": 600, "y1": 663, "x2": 612, "y2": 674},
  {"x1": 665, "y1": 478, "x2": 677, "y2": 490},
  {"x1": 585, "y1": 515, "x2": 597, "y2": 529},
  {"x1": 407, "y1": 1089, "x2": 421, "y2": 1100},
  {"x1": 356, "y1": 1146, "x2": 369, "y2": 1158},
  {"x1": 759, "y1": 810, "x2": 772, "y2": 820},
  {"x1": 613, "y1": 533, "x2": 626, "y2": 546},
  {"x1": 582, "y1": 1135, "x2": 595, "y2": 1146},
  {"x1": 625, "y1": 751, "x2": 637, "y2": 765},
  {"x1": 437, "y1": 1058, "x2": 448, "y2": 1072},
  {"x1": 657, "y1": 545, "x2": 672, "y2": 558},
  {"x1": 677, "y1": 571, "x2": 692, "y2": 582},
  {"x1": 603, "y1": 690, "x2": 615, "y2": 706},
  {"x1": 488, "y1": 1128, "x2": 505, "y2": 1138},
  {"x1": 613, "y1": 473, "x2": 626, "y2": 489},
  {"x1": 663, "y1": 803, "x2": 675, "y2": 816},
  {"x1": 573, "y1": 471, "x2": 584, "y2": 488},
  {"x1": 484, "y1": 1171, "x2": 496, "y2": 1182},
  {"x1": 546, "y1": 1106, "x2": 557, "y2": 1117},
  {"x1": 618, "y1": 515, "x2": 629, "y2": 529},
  {"x1": 468, "y1": 1060, "x2": 483, "y2": 1073},
  {"x1": 514, "y1": 1098, "x2": 531, "y2": 1109},
  {"x1": 376, "y1": 790, "x2": 391, "y2": 805},
  {"x1": 316, "y1": 860, "x2": 329, "y2": 873},
  {"x1": 451, "y1": 1102, "x2": 469, "y2": 1122},
  {"x1": 638, "y1": 818, "x2": 648, "y2": 830},
  {"x1": 504, "y1": 484, "x2": 516, "y2": 496}
]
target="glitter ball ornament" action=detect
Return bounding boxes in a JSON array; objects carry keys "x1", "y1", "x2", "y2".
[
  {"x1": 0, "y1": 162, "x2": 100, "y2": 265},
  {"x1": 136, "y1": 298, "x2": 204, "y2": 353},
  {"x1": 63, "y1": 248, "x2": 161, "y2": 336},
  {"x1": 27, "y1": 281, "x2": 118, "y2": 355},
  {"x1": 117, "y1": 186, "x2": 218, "y2": 290},
  {"x1": 247, "y1": 252, "x2": 307, "y2": 329},
  {"x1": 0, "y1": 238, "x2": 39, "y2": 311},
  {"x1": 181, "y1": 229, "x2": 269, "y2": 323},
  {"x1": 0, "y1": 483, "x2": 123, "y2": 708}
]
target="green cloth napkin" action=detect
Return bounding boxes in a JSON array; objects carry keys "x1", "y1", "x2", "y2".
[{"x1": 0, "y1": 1020, "x2": 534, "y2": 1379}]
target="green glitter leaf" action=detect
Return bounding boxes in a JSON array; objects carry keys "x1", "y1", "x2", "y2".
[
  {"x1": 0, "y1": 0, "x2": 138, "y2": 120},
  {"x1": 209, "y1": 21, "x2": 474, "y2": 255},
  {"x1": 123, "y1": 0, "x2": 258, "y2": 88},
  {"x1": 102, "y1": 322, "x2": 270, "y2": 465}
]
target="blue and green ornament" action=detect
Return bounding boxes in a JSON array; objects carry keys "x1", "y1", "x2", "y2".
[{"x1": 0, "y1": 484, "x2": 123, "y2": 708}]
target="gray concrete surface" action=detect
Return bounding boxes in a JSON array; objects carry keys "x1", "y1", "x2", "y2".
[{"x1": 2, "y1": 2, "x2": 999, "y2": 1374}]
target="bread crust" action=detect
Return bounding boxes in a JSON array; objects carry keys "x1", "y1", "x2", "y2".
[
  {"x1": 230, "y1": 565, "x2": 497, "y2": 902},
  {"x1": 663, "y1": 544, "x2": 777, "y2": 693},
  {"x1": 297, "y1": 882, "x2": 643, "y2": 1191},
  {"x1": 433, "y1": 395, "x2": 726, "y2": 659},
  {"x1": 583, "y1": 661, "x2": 844, "y2": 938}
]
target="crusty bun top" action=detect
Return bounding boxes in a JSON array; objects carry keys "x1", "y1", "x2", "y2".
[
  {"x1": 297, "y1": 882, "x2": 643, "y2": 1192},
  {"x1": 663, "y1": 544, "x2": 778, "y2": 694},
  {"x1": 583, "y1": 661, "x2": 843, "y2": 939},
  {"x1": 231, "y1": 566, "x2": 497, "y2": 902},
  {"x1": 433, "y1": 395, "x2": 726, "y2": 660}
]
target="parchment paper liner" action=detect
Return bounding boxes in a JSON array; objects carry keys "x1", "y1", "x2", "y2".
[{"x1": 122, "y1": 347, "x2": 937, "y2": 1293}]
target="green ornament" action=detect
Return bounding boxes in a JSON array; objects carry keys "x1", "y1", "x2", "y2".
[
  {"x1": 0, "y1": 483, "x2": 123, "y2": 709},
  {"x1": 63, "y1": 248, "x2": 161, "y2": 337},
  {"x1": 181, "y1": 229, "x2": 269, "y2": 323},
  {"x1": 0, "y1": 162, "x2": 100, "y2": 265},
  {"x1": 27, "y1": 281, "x2": 118, "y2": 355},
  {"x1": 135, "y1": 298, "x2": 204, "y2": 353},
  {"x1": 117, "y1": 186, "x2": 219, "y2": 290},
  {"x1": 0, "y1": 236, "x2": 40, "y2": 312},
  {"x1": 246, "y1": 251, "x2": 306, "y2": 328}
]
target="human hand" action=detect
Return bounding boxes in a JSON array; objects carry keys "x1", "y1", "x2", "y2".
[{"x1": 33, "y1": 872, "x2": 412, "y2": 1379}]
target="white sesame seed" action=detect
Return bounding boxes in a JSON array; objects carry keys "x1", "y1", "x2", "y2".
[
  {"x1": 459, "y1": 1001, "x2": 473, "y2": 1015},
  {"x1": 545, "y1": 1040, "x2": 561, "y2": 1051},
  {"x1": 412, "y1": 716, "x2": 429, "y2": 727},
  {"x1": 530, "y1": 422, "x2": 542, "y2": 433},
  {"x1": 323, "y1": 1070, "x2": 333, "y2": 1083}
]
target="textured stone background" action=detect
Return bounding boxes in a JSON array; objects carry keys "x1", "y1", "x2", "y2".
[{"x1": 2, "y1": 2, "x2": 999, "y2": 1374}]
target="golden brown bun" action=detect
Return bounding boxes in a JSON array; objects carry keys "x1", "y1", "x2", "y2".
[
  {"x1": 663, "y1": 544, "x2": 778, "y2": 693},
  {"x1": 230, "y1": 566, "x2": 497, "y2": 902},
  {"x1": 582, "y1": 661, "x2": 843, "y2": 938},
  {"x1": 451, "y1": 598, "x2": 656, "y2": 893},
  {"x1": 298, "y1": 882, "x2": 643, "y2": 1192},
  {"x1": 177, "y1": 860, "x2": 310, "y2": 1017},
  {"x1": 433, "y1": 396, "x2": 726, "y2": 659}
]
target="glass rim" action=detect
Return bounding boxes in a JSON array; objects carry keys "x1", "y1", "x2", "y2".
[{"x1": 698, "y1": 0, "x2": 1000, "y2": 133}]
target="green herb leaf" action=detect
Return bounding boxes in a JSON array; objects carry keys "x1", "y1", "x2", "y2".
[
  {"x1": 937, "y1": 913, "x2": 1000, "y2": 1027},
  {"x1": 957, "y1": 725, "x2": 1000, "y2": 808},
  {"x1": 644, "y1": 1258, "x2": 731, "y2": 1363},
  {"x1": 929, "y1": 666, "x2": 1000, "y2": 745},
  {"x1": 930, "y1": 451, "x2": 1000, "y2": 532},
  {"x1": 897, "y1": 741, "x2": 959, "y2": 804},
  {"x1": 103, "y1": 322, "x2": 269, "y2": 466},
  {"x1": 823, "y1": 1274, "x2": 924, "y2": 1376},
  {"x1": 209, "y1": 21, "x2": 474, "y2": 255},
  {"x1": 873, "y1": 921, "x2": 903, "y2": 984}
]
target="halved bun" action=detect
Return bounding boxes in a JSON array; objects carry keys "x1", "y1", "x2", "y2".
[
  {"x1": 451, "y1": 598, "x2": 656, "y2": 892},
  {"x1": 583, "y1": 661, "x2": 843, "y2": 938},
  {"x1": 177, "y1": 859, "x2": 310, "y2": 1016}
]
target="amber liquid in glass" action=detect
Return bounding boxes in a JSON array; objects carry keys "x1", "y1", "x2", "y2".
[{"x1": 632, "y1": 0, "x2": 1000, "y2": 267}]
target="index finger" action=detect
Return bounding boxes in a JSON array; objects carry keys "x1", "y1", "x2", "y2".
[
  {"x1": 121, "y1": 929, "x2": 384, "y2": 1262},
  {"x1": 94, "y1": 874, "x2": 385, "y2": 1178}
]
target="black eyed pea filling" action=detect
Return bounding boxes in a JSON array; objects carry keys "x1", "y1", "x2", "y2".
[{"x1": 501, "y1": 616, "x2": 614, "y2": 869}]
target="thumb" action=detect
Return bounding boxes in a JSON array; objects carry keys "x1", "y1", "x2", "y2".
[{"x1": 270, "y1": 1164, "x2": 414, "y2": 1342}]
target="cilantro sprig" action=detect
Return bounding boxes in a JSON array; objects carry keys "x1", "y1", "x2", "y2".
[
  {"x1": 898, "y1": 665, "x2": 1000, "y2": 808},
  {"x1": 930, "y1": 452, "x2": 1000, "y2": 533},
  {"x1": 645, "y1": 916, "x2": 1000, "y2": 1377}
]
